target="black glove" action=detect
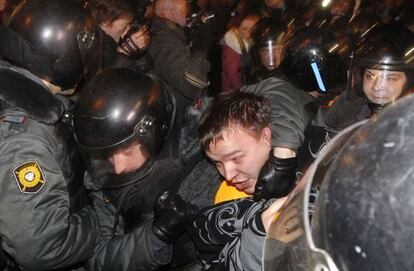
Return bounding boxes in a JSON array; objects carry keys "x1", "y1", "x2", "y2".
[
  {"x1": 152, "y1": 191, "x2": 199, "y2": 244},
  {"x1": 254, "y1": 152, "x2": 297, "y2": 201},
  {"x1": 190, "y1": 21, "x2": 215, "y2": 58}
]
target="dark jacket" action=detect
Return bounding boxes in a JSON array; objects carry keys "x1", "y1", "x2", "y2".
[{"x1": 148, "y1": 18, "x2": 209, "y2": 101}]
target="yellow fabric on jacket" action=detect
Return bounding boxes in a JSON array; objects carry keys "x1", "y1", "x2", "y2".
[{"x1": 214, "y1": 180, "x2": 251, "y2": 204}]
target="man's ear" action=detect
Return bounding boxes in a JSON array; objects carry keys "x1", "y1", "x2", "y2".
[{"x1": 261, "y1": 127, "x2": 272, "y2": 146}]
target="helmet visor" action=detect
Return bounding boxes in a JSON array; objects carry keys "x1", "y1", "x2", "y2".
[
  {"x1": 356, "y1": 68, "x2": 408, "y2": 105},
  {"x1": 78, "y1": 138, "x2": 154, "y2": 189},
  {"x1": 259, "y1": 40, "x2": 284, "y2": 70}
]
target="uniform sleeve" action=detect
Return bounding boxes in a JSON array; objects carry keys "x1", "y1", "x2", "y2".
[
  {"x1": 102, "y1": 223, "x2": 171, "y2": 270},
  {"x1": 0, "y1": 129, "x2": 98, "y2": 269},
  {"x1": 242, "y1": 78, "x2": 308, "y2": 150},
  {"x1": 148, "y1": 24, "x2": 208, "y2": 100},
  {"x1": 87, "y1": 189, "x2": 172, "y2": 271}
]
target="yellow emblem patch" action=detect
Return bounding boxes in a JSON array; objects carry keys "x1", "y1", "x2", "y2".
[{"x1": 13, "y1": 161, "x2": 46, "y2": 194}]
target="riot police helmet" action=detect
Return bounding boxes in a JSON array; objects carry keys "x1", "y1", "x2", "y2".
[
  {"x1": 251, "y1": 17, "x2": 287, "y2": 71},
  {"x1": 73, "y1": 68, "x2": 169, "y2": 188},
  {"x1": 8, "y1": 0, "x2": 101, "y2": 89},
  {"x1": 350, "y1": 24, "x2": 414, "y2": 113},
  {"x1": 279, "y1": 26, "x2": 351, "y2": 94}
]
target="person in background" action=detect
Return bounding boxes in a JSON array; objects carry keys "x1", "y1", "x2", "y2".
[
  {"x1": 148, "y1": 0, "x2": 213, "y2": 108},
  {"x1": 87, "y1": 0, "x2": 150, "y2": 68},
  {"x1": 221, "y1": 12, "x2": 260, "y2": 93},
  {"x1": 247, "y1": 17, "x2": 286, "y2": 83}
]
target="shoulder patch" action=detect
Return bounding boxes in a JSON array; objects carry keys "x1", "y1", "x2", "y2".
[{"x1": 13, "y1": 161, "x2": 46, "y2": 194}]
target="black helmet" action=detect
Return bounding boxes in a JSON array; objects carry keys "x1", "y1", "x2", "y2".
[
  {"x1": 349, "y1": 24, "x2": 414, "y2": 114},
  {"x1": 8, "y1": 0, "x2": 101, "y2": 89},
  {"x1": 309, "y1": 94, "x2": 414, "y2": 271},
  {"x1": 251, "y1": 17, "x2": 287, "y2": 71},
  {"x1": 279, "y1": 26, "x2": 350, "y2": 93},
  {"x1": 73, "y1": 68, "x2": 169, "y2": 188}
]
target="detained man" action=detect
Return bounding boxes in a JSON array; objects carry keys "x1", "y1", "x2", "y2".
[{"x1": 188, "y1": 92, "x2": 288, "y2": 271}]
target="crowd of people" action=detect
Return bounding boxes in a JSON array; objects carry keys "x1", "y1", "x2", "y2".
[{"x1": 0, "y1": 0, "x2": 413, "y2": 270}]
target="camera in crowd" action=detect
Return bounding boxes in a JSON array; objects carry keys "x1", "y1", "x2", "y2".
[
  {"x1": 117, "y1": 0, "x2": 152, "y2": 57},
  {"x1": 186, "y1": 8, "x2": 215, "y2": 28}
]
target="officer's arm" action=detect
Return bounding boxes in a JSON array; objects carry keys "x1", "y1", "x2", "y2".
[
  {"x1": 93, "y1": 191, "x2": 197, "y2": 270},
  {"x1": 88, "y1": 189, "x2": 172, "y2": 270},
  {"x1": 97, "y1": 221, "x2": 172, "y2": 270},
  {"x1": 242, "y1": 79, "x2": 308, "y2": 199},
  {"x1": 243, "y1": 79, "x2": 308, "y2": 150},
  {"x1": 0, "y1": 132, "x2": 98, "y2": 269}
]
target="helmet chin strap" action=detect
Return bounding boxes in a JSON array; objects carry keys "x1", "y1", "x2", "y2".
[{"x1": 367, "y1": 102, "x2": 389, "y2": 117}]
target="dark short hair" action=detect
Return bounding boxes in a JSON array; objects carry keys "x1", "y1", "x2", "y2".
[
  {"x1": 199, "y1": 92, "x2": 271, "y2": 151},
  {"x1": 87, "y1": 0, "x2": 136, "y2": 24}
]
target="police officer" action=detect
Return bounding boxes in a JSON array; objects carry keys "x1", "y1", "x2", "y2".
[
  {"x1": 325, "y1": 24, "x2": 414, "y2": 131},
  {"x1": 248, "y1": 17, "x2": 287, "y2": 83},
  {"x1": 86, "y1": 0, "x2": 151, "y2": 69},
  {"x1": 0, "y1": 0, "x2": 101, "y2": 269},
  {"x1": 278, "y1": 25, "x2": 350, "y2": 174},
  {"x1": 295, "y1": 23, "x2": 413, "y2": 177},
  {"x1": 73, "y1": 68, "x2": 199, "y2": 270},
  {"x1": 241, "y1": 18, "x2": 315, "y2": 201}
]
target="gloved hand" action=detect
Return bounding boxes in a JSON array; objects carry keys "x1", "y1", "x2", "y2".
[
  {"x1": 190, "y1": 21, "x2": 215, "y2": 59},
  {"x1": 254, "y1": 151, "x2": 297, "y2": 201},
  {"x1": 152, "y1": 190, "x2": 199, "y2": 244}
]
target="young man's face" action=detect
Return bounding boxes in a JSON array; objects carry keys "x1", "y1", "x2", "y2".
[
  {"x1": 206, "y1": 126, "x2": 271, "y2": 194},
  {"x1": 107, "y1": 141, "x2": 148, "y2": 175},
  {"x1": 363, "y1": 68, "x2": 407, "y2": 105}
]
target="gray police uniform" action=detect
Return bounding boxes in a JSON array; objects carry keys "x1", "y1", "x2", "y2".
[
  {"x1": 242, "y1": 76, "x2": 314, "y2": 150},
  {"x1": 0, "y1": 61, "x2": 98, "y2": 270}
]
